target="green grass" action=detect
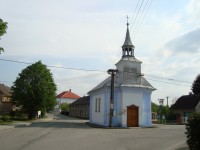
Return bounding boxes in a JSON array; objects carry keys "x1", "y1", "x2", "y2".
[{"x1": 0, "y1": 119, "x2": 12, "y2": 125}]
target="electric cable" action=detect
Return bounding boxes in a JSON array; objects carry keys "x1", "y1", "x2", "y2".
[{"x1": 0, "y1": 58, "x2": 196, "y2": 87}]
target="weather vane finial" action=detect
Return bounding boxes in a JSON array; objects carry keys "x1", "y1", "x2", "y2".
[{"x1": 126, "y1": 15, "x2": 129, "y2": 26}]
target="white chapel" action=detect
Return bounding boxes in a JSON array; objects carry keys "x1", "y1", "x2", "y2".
[{"x1": 88, "y1": 22, "x2": 156, "y2": 127}]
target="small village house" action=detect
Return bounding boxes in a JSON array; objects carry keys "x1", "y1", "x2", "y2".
[
  {"x1": 69, "y1": 96, "x2": 90, "y2": 119},
  {"x1": 0, "y1": 84, "x2": 15, "y2": 114},
  {"x1": 172, "y1": 94, "x2": 200, "y2": 124},
  {"x1": 54, "y1": 89, "x2": 80, "y2": 113}
]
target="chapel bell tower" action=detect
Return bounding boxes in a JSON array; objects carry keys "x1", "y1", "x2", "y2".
[{"x1": 122, "y1": 22, "x2": 135, "y2": 58}]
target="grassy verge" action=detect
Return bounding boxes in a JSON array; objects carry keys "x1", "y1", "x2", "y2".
[{"x1": 0, "y1": 116, "x2": 12, "y2": 125}]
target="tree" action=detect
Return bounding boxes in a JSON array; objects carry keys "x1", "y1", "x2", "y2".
[
  {"x1": 12, "y1": 61, "x2": 57, "y2": 119},
  {"x1": 0, "y1": 18, "x2": 8, "y2": 53},
  {"x1": 186, "y1": 113, "x2": 200, "y2": 150},
  {"x1": 191, "y1": 74, "x2": 200, "y2": 94},
  {"x1": 59, "y1": 103, "x2": 69, "y2": 111},
  {"x1": 151, "y1": 102, "x2": 159, "y2": 112}
]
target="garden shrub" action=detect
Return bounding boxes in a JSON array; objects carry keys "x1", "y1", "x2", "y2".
[
  {"x1": 2, "y1": 115, "x2": 12, "y2": 122},
  {"x1": 186, "y1": 113, "x2": 200, "y2": 150}
]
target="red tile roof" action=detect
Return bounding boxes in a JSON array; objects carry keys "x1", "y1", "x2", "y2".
[{"x1": 56, "y1": 90, "x2": 80, "y2": 99}]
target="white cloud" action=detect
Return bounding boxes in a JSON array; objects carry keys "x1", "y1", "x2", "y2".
[
  {"x1": 165, "y1": 28, "x2": 200, "y2": 54},
  {"x1": 1, "y1": 0, "x2": 200, "y2": 105},
  {"x1": 187, "y1": 0, "x2": 200, "y2": 24}
]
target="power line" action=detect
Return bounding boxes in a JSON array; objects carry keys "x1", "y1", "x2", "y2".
[
  {"x1": 132, "y1": 0, "x2": 149, "y2": 36},
  {"x1": 145, "y1": 74, "x2": 192, "y2": 84},
  {"x1": 133, "y1": 0, "x2": 154, "y2": 38},
  {"x1": 0, "y1": 58, "x2": 195, "y2": 85},
  {"x1": 148, "y1": 77, "x2": 200, "y2": 89},
  {"x1": 129, "y1": 0, "x2": 140, "y2": 27},
  {"x1": 146, "y1": 78, "x2": 191, "y2": 87},
  {"x1": 132, "y1": 0, "x2": 151, "y2": 37},
  {"x1": 130, "y1": 0, "x2": 145, "y2": 31},
  {"x1": 0, "y1": 58, "x2": 106, "y2": 73}
]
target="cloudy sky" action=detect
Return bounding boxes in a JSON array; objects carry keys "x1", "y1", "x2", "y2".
[{"x1": 0, "y1": 0, "x2": 200, "y2": 105}]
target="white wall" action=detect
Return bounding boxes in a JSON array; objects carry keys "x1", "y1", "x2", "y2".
[
  {"x1": 54, "y1": 98, "x2": 77, "y2": 113},
  {"x1": 121, "y1": 89, "x2": 143, "y2": 127},
  {"x1": 91, "y1": 93, "x2": 105, "y2": 125},
  {"x1": 57, "y1": 98, "x2": 76, "y2": 104},
  {"x1": 116, "y1": 59, "x2": 141, "y2": 74}
]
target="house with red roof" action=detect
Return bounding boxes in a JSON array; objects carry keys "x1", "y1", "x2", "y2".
[{"x1": 54, "y1": 89, "x2": 80, "y2": 113}]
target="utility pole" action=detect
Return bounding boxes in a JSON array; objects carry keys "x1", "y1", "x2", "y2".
[
  {"x1": 158, "y1": 99, "x2": 164, "y2": 124},
  {"x1": 107, "y1": 69, "x2": 118, "y2": 127},
  {"x1": 166, "y1": 96, "x2": 169, "y2": 107}
]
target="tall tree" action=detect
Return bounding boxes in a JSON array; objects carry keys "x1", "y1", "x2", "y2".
[
  {"x1": 12, "y1": 61, "x2": 57, "y2": 119},
  {"x1": 191, "y1": 74, "x2": 200, "y2": 94},
  {"x1": 0, "y1": 18, "x2": 8, "y2": 53}
]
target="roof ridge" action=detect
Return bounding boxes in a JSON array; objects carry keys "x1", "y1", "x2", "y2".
[{"x1": 56, "y1": 90, "x2": 80, "y2": 99}]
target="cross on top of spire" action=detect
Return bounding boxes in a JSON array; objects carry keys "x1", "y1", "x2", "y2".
[{"x1": 126, "y1": 15, "x2": 129, "y2": 26}]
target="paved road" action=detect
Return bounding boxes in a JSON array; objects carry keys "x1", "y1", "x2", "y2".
[{"x1": 0, "y1": 114, "x2": 188, "y2": 150}]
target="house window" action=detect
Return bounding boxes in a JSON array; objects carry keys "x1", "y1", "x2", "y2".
[
  {"x1": 95, "y1": 98, "x2": 101, "y2": 113},
  {"x1": 95, "y1": 98, "x2": 98, "y2": 112},
  {"x1": 98, "y1": 98, "x2": 101, "y2": 112}
]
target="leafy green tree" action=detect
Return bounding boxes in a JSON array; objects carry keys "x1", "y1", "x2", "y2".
[
  {"x1": 151, "y1": 102, "x2": 159, "y2": 112},
  {"x1": 0, "y1": 18, "x2": 8, "y2": 53},
  {"x1": 191, "y1": 74, "x2": 200, "y2": 94},
  {"x1": 165, "y1": 108, "x2": 176, "y2": 121},
  {"x1": 59, "y1": 103, "x2": 69, "y2": 111},
  {"x1": 12, "y1": 61, "x2": 57, "y2": 119},
  {"x1": 161, "y1": 106, "x2": 169, "y2": 116},
  {"x1": 186, "y1": 113, "x2": 200, "y2": 150}
]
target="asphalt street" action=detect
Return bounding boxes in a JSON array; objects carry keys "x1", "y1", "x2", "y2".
[{"x1": 0, "y1": 114, "x2": 188, "y2": 150}]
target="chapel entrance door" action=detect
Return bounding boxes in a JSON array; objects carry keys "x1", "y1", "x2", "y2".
[{"x1": 127, "y1": 105, "x2": 139, "y2": 127}]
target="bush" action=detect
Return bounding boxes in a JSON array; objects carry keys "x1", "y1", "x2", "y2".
[
  {"x1": 59, "y1": 103, "x2": 69, "y2": 111},
  {"x1": 2, "y1": 115, "x2": 12, "y2": 122},
  {"x1": 10, "y1": 111, "x2": 16, "y2": 118},
  {"x1": 186, "y1": 113, "x2": 200, "y2": 150},
  {"x1": 11, "y1": 110, "x2": 28, "y2": 121},
  {"x1": 166, "y1": 110, "x2": 177, "y2": 121}
]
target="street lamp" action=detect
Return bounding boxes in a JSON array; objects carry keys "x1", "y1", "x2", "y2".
[
  {"x1": 107, "y1": 69, "x2": 118, "y2": 127},
  {"x1": 158, "y1": 99, "x2": 164, "y2": 124}
]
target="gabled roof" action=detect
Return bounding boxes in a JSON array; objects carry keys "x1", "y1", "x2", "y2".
[
  {"x1": 172, "y1": 95, "x2": 200, "y2": 110},
  {"x1": 0, "y1": 84, "x2": 11, "y2": 96},
  {"x1": 88, "y1": 75, "x2": 155, "y2": 94},
  {"x1": 88, "y1": 76, "x2": 111, "y2": 93},
  {"x1": 70, "y1": 96, "x2": 90, "y2": 106},
  {"x1": 56, "y1": 90, "x2": 80, "y2": 99}
]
